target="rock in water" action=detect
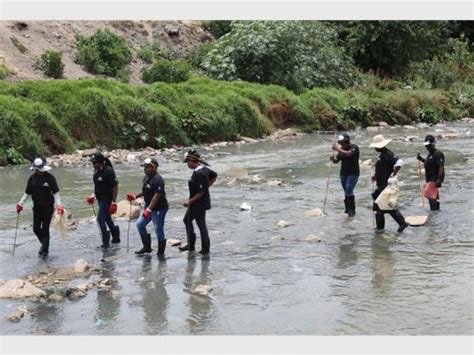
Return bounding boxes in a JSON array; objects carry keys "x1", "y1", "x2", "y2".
[
  {"x1": 277, "y1": 220, "x2": 291, "y2": 228},
  {"x1": 301, "y1": 234, "x2": 321, "y2": 242},
  {"x1": 113, "y1": 200, "x2": 140, "y2": 218},
  {"x1": 74, "y1": 259, "x2": 90, "y2": 273},
  {"x1": 304, "y1": 208, "x2": 323, "y2": 217},
  {"x1": 405, "y1": 215, "x2": 428, "y2": 226},
  {"x1": 167, "y1": 239, "x2": 182, "y2": 247},
  {"x1": 6, "y1": 304, "x2": 28, "y2": 322},
  {"x1": 240, "y1": 202, "x2": 252, "y2": 211},
  {"x1": 224, "y1": 166, "x2": 249, "y2": 178},
  {"x1": 0, "y1": 280, "x2": 45, "y2": 299},
  {"x1": 193, "y1": 284, "x2": 213, "y2": 296}
]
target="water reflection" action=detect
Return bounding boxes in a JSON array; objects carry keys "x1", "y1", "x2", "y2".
[
  {"x1": 30, "y1": 301, "x2": 64, "y2": 334},
  {"x1": 184, "y1": 257, "x2": 213, "y2": 334},
  {"x1": 95, "y1": 251, "x2": 121, "y2": 333},
  {"x1": 370, "y1": 236, "x2": 397, "y2": 294},
  {"x1": 139, "y1": 257, "x2": 169, "y2": 334},
  {"x1": 337, "y1": 234, "x2": 359, "y2": 269}
]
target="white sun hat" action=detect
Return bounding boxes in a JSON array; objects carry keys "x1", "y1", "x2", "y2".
[
  {"x1": 30, "y1": 158, "x2": 52, "y2": 172},
  {"x1": 369, "y1": 134, "x2": 392, "y2": 148}
]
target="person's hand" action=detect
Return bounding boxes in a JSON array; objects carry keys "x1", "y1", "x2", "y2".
[
  {"x1": 16, "y1": 203, "x2": 23, "y2": 214},
  {"x1": 126, "y1": 193, "x2": 136, "y2": 201},
  {"x1": 416, "y1": 153, "x2": 423, "y2": 162},
  {"x1": 388, "y1": 176, "x2": 397, "y2": 184},
  {"x1": 142, "y1": 208, "x2": 152, "y2": 219},
  {"x1": 436, "y1": 180, "x2": 442, "y2": 188},
  {"x1": 371, "y1": 175, "x2": 376, "y2": 182},
  {"x1": 56, "y1": 205, "x2": 65, "y2": 215},
  {"x1": 332, "y1": 143, "x2": 339, "y2": 151},
  {"x1": 86, "y1": 195, "x2": 95, "y2": 205},
  {"x1": 329, "y1": 155, "x2": 335, "y2": 162},
  {"x1": 183, "y1": 200, "x2": 191, "y2": 208},
  {"x1": 108, "y1": 202, "x2": 117, "y2": 214}
]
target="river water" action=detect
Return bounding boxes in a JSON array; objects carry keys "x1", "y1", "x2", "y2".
[{"x1": 0, "y1": 123, "x2": 473, "y2": 335}]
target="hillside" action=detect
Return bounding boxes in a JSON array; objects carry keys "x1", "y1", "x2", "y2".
[{"x1": 0, "y1": 20, "x2": 213, "y2": 83}]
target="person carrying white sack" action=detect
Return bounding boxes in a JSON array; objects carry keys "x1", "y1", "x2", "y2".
[
  {"x1": 369, "y1": 135, "x2": 409, "y2": 233},
  {"x1": 16, "y1": 158, "x2": 65, "y2": 257}
]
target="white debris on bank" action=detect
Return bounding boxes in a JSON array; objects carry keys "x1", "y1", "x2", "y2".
[
  {"x1": 6, "y1": 304, "x2": 28, "y2": 322},
  {"x1": 193, "y1": 285, "x2": 213, "y2": 296},
  {"x1": 0, "y1": 279, "x2": 46, "y2": 299}
]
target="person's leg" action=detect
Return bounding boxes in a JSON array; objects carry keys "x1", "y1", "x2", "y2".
[
  {"x1": 428, "y1": 194, "x2": 440, "y2": 211},
  {"x1": 32, "y1": 206, "x2": 43, "y2": 249},
  {"x1": 102, "y1": 202, "x2": 119, "y2": 243},
  {"x1": 97, "y1": 200, "x2": 110, "y2": 247},
  {"x1": 153, "y1": 208, "x2": 168, "y2": 256},
  {"x1": 194, "y1": 208, "x2": 210, "y2": 254},
  {"x1": 135, "y1": 210, "x2": 152, "y2": 254},
  {"x1": 39, "y1": 206, "x2": 54, "y2": 255},
  {"x1": 389, "y1": 209, "x2": 409, "y2": 232},
  {"x1": 345, "y1": 175, "x2": 359, "y2": 217},
  {"x1": 180, "y1": 208, "x2": 196, "y2": 252},
  {"x1": 341, "y1": 175, "x2": 349, "y2": 213}
]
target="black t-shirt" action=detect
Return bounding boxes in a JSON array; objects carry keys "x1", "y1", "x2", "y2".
[
  {"x1": 204, "y1": 166, "x2": 218, "y2": 182},
  {"x1": 142, "y1": 172, "x2": 168, "y2": 211},
  {"x1": 424, "y1": 149, "x2": 445, "y2": 182},
  {"x1": 25, "y1": 172, "x2": 59, "y2": 207},
  {"x1": 375, "y1": 149, "x2": 399, "y2": 189},
  {"x1": 188, "y1": 166, "x2": 211, "y2": 210},
  {"x1": 336, "y1": 144, "x2": 360, "y2": 176},
  {"x1": 93, "y1": 166, "x2": 118, "y2": 202}
]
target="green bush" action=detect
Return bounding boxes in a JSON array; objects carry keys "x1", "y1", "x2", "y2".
[
  {"x1": 141, "y1": 59, "x2": 191, "y2": 84},
  {"x1": 201, "y1": 21, "x2": 233, "y2": 38},
  {"x1": 0, "y1": 64, "x2": 10, "y2": 80},
  {"x1": 35, "y1": 50, "x2": 65, "y2": 79},
  {"x1": 74, "y1": 29, "x2": 132, "y2": 77}
]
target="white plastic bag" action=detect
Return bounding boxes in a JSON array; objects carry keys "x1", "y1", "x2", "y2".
[
  {"x1": 52, "y1": 209, "x2": 68, "y2": 240},
  {"x1": 375, "y1": 179, "x2": 400, "y2": 210}
]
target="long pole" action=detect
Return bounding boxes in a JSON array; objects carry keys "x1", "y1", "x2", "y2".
[
  {"x1": 418, "y1": 160, "x2": 425, "y2": 207},
  {"x1": 91, "y1": 203, "x2": 102, "y2": 239},
  {"x1": 126, "y1": 202, "x2": 131, "y2": 253},
  {"x1": 372, "y1": 181, "x2": 376, "y2": 228},
  {"x1": 12, "y1": 213, "x2": 20, "y2": 257},
  {"x1": 322, "y1": 131, "x2": 337, "y2": 215}
]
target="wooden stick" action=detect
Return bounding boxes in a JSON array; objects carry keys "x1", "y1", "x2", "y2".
[
  {"x1": 418, "y1": 160, "x2": 425, "y2": 207},
  {"x1": 322, "y1": 131, "x2": 337, "y2": 214}
]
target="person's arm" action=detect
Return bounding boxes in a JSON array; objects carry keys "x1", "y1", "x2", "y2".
[
  {"x1": 208, "y1": 169, "x2": 218, "y2": 187},
  {"x1": 436, "y1": 152, "x2": 445, "y2": 187},
  {"x1": 333, "y1": 144, "x2": 355, "y2": 158},
  {"x1": 184, "y1": 192, "x2": 205, "y2": 207},
  {"x1": 112, "y1": 185, "x2": 118, "y2": 203},
  {"x1": 147, "y1": 193, "x2": 161, "y2": 210},
  {"x1": 391, "y1": 158, "x2": 404, "y2": 176}
]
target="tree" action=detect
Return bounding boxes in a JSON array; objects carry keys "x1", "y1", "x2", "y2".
[
  {"x1": 335, "y1": 21, "x2": 448, "y2": 76},
  {"x1": 201, "y1": 21, "x2": 360, "y2": 92}
]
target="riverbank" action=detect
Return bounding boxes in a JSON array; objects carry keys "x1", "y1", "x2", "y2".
[{"x1": 1, "y1": 78, "x2": 472, "y2": 166}]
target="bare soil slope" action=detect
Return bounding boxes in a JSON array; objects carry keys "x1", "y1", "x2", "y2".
[{"x1": 0, "y1": 20, "x2": 213, "y2": 83}]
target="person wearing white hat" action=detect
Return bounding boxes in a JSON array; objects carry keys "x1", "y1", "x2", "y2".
[
  {"x1": 417, "y1": 134, "x2": 445, "y2": 210},
  {"x1": 369, "y1": 135, "x2": 409, "y2": 233},
  {"x1": 16, "y1": 158, "x2": 64, "y2": 257}
]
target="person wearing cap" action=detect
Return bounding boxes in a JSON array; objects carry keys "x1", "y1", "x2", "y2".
[
  {"x1": 369, "y1": 135, "x2": 409, "y2": 233},
  {"x1": 179, "y1": 150, "x2": 218, "y2": 255},
  {"x1": 86, "y1": 153, "x2": 120, "y2": 249},
  {"x1": 16, "y1": 158, "x2": 64, "y2": 257},
  {"x1": 330, "y1": 133, "x2": 360, "y2": 217},
  {"x1": 417, "y1": 134, "x2": 445, "y2": 210},
  {"x1": 126, "y1": 158, "x2": 169, "y2": 258}
]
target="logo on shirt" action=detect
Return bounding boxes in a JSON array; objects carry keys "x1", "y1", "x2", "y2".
[
  {"x1": 42, "y1": 182, "x2": 50, "y2": 187},
  {"x1": 146, "y1": 184, "x2": 151, "y2": 189},
  {"x1": 97, "y1": 177, "x2": 103, "y2": 182}
]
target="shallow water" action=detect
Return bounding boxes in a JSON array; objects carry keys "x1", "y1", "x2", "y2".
[{"x1": 1, "y1": 123, "x2": 473, "y2": 335}]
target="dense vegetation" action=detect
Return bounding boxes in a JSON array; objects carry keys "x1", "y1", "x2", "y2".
[{"x1": 0, "y1": 20, "x2": 472, "y2": 165}]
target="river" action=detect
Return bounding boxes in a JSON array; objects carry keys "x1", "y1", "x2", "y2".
[{"x1": 0, "y1": 123, "x2": 473, "y2": 335}]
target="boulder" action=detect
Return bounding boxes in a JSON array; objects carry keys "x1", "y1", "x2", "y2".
[
  {"x1": 277, "y1": 220, "x2": 291, "y2": 228},
  {"x1": 300, "y1": 234, "x2": 321, "y2": 242},
  {"x1": 437, "y1": 132, "x2": 462, "y2": 140},
  {"x1": 48, "y1": 293, "x2": 64, "y2": 302},
  {"x1": 74, "y1": 259, "x2": 90, "y2": 273},
  {"x1": 366, "y1": 126, "x2": 381, "y2": 132},
  {"x1": 240, "y1": 136, "x2": 259, "y2": 144},
  {"x1": 240, "y1": 202, "x2": 252, "y2": 211},
  {"x1": 403, "y1": 125, "x2": 417, "y2": 130},
  {"x1": 266, "y1": 180, "x2": 283, "y2": 187},
  {"x1": 0, "y1": 279, "x2": 46, "y2": 299},
  {"x1": 113, "y1": 200, "x2": 141, "y2": 219},
  {"x1": 304, "y1": 208, "x2": 323, "y2": 217}
]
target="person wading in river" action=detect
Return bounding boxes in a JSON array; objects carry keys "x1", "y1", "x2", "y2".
[
  {"x1": 179, "y1": 150, "x2": 217, "y2": 256},
  {"x1": 330, "y1": 133, "x2": 360, "y2": 217},
  {"x1": 127, "y1": 158, "x2": 169, "y2": 259},
  {"x1": 369, "y1": 135, "x2": 409, "y2": 233},
  {"x1": 16, "y1": 158, "x2": 64, "y2": 257},
  {"x1": 417, "y1": 134, "x2": 445, "y2": 211},
  {"x1": 86, "y1": 153, "x2": 120, "y2": 249}
]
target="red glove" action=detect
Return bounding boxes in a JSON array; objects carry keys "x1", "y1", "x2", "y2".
[
  {"x1": 142, "y1": 208, "x2": 152, "y2": 219},
  {"x1": 126, "y1": 193, "x2": 136, "y2": 201},
  {"x1": 56, "y1": 205, "x2": 65, "y2": 215},
  {"x1": 86, "y1": 196, "x2": 95, "y2": 205},
  {"x1": 108, "y1": 202, "x2": 118, "y2": 215},
  {"x1": 16, "y1": 203, "x2": 23, "y2": 214}
]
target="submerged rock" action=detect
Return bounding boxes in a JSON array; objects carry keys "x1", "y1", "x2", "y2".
[
  {"x1": 224, "y1": 166, "x2": 249, "y2": 178},
  {"x1": 300, "y1": 234, "x2": 321, "y2": 242},
  {"x1": 193, "y1": 284, "x2": 213, "y2": 296},
  {"x1": 6, "y1": 304, "x2": 28, "y2": 322},
  {"x1": 0, "y1": 280, "x2": 46, "y2": 299},
  {"x1": 240, "y1": 202, "x2": 252, "y2": 211},
  {"x1": 74, "y1": 259, "x2": 90, "y2": 273},
  {"x1": 113, "y1": 200, "x2": 141, "y2": 219}
]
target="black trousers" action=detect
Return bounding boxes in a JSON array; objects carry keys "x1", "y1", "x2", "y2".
[
  {"x1": 33, "y1": 205, "x2": 54, "y2": 252},
  {"x1": 183, "y1": 206, "x2": 210, "y2": 252}
]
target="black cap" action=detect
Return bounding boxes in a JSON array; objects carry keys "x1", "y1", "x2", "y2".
[
  {"x1": 424, "y1": 134, "x2": 436, "y2": 146},
  {"x1": 140, "y1": 158, "x2": 159, "y2": 168},
  {"x1": 89, "y1": 153, "x2": 105, "y2": 163},
  {"x1": 337, "y1": 133, "x2": 350, "y2": 143},
  {"x1": 183, "y1": 149, "x2": 209, "y2": 166}
]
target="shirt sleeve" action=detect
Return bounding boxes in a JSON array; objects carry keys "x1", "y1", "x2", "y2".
[
  {"x1": 51, "y1": 175, "x2": 60, "y2": 194},
  {"x1": 153, "y1": 176, "x2": 164, "y2": 195},
  {"x1": 25, "y1": 175, "x2": 33, "y2": 195},
  {"x1": 194, "y1": 171, "x2": 208, "y2": 193},
  {"x1": 207, "y1": 168, "x2": 218, "y2": 180},
  {"x1": 105, "y1": 167, "x2": 118, "y2": 187},
  {"x1": 434, "y1": 152, "x2": 445, "y2": 166}
]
